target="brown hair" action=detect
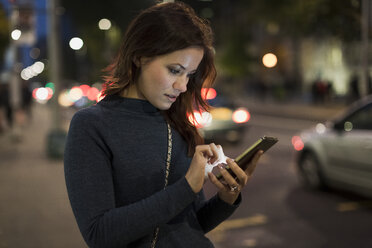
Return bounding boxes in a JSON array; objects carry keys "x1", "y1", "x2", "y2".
[{"x1": 102, "y1": 1, "x2": 216, "y2": 155}]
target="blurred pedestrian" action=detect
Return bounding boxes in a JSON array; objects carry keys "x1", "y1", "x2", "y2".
[
  {"x1": 348, "y1": 74, "x2": 360, "y2": 103},
  {"x1": 64, "y1": 2, "x2": 263, "y2": 247},
  {"x1": 325, "y1": 80, "x2": 334, "y2": 103},
  {"x1": 21, "y1": 80, "x2": 33, "y2": 124},
  {"x1": 0, "y1": 83, "x2": 13, "y2": 130}
]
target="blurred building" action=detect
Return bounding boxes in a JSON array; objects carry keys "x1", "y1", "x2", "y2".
[{"x1": 0, "y1": 0, "x2": 47, "y2": 110}]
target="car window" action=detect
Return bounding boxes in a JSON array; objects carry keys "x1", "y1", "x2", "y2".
[{"x1": 344, "y1": 103, "x2": 372, "y2": 130}]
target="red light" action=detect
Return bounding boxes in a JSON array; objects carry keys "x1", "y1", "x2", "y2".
[
  {"x1": 32, "y1": 88, "x2": 38, "y2": 99},
  {"x1": 201, "y1": 88, "x2": 217, "y2": 100},
  {"x1": 292, "y1": 136, "x2": 304, "y2": 151},
  {"x1": 46, "y1": 87, "x2": 53, "y2": 100},
  {"x1": 232, "y1": 108, "x2": 250, "y2": 123},
  {"x1": 87, "y1": 87, "x2": 100, "y2": 101},
  {"x1": 79, "y1": 84, "x2": 91, "y2": 96}
]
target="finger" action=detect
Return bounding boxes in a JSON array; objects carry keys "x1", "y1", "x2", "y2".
[
  {"x1": 218, "y1": 164, "x2": 240, "y2": 189},
  {"x1": 208, "y1": 143, "x2": 220, "y2": 164},
  {"x1": 246, "y1": 150, "x2": 264, "y2": 176},
  {"x1": 252, "y1": 150, "x2": 264, "y2": 164},
  {"x1": 195, "y1": 145, "x2": 213, "y2": 157},
  {"x1": 208, "y1": 172, "x2": 226, "y2": 191},
  {"x1": 226, "y1": 158, "x2": 248, "y2": 186}
]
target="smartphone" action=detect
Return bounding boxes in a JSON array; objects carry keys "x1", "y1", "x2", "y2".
[{"x1": 216, "y1": 136, "x2": 278, "y2": 180}]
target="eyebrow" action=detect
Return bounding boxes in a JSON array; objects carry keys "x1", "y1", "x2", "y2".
[{"x1": 171, "y1": 63, "x2": 197, "y2": 73}]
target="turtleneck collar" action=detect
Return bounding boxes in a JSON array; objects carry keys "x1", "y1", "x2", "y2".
[{"x1": 99, "y1": 94, "x2": 161, "y2": 115}]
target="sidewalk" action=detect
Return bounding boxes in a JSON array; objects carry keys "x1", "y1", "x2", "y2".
[
  {"x1": 0, "y1": 99, "x2": 346, "y2": 248},
  {"x1": 0, "y1": 104, "x2": 86, "y2": 248}
]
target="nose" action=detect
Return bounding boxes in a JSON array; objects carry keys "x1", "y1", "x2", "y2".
[{"x1": 173, "y1": 75, "x2": 188, "y2": 93}]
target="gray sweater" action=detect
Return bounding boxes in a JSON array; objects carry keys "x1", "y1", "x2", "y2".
[{"x1": 64, "y1": 95, "x2": 240, "y2": 248}]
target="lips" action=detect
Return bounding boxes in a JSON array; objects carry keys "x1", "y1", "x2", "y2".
[{"x1": 165, "y1": 94, "x2": 178, "y2": 102}]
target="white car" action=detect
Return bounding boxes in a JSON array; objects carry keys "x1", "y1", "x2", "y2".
[{"x1": 292, "y1": 95, "x2": 372, "y2": 197}]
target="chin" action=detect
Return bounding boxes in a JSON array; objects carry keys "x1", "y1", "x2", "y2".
[
  {"x1": 158, "y1": 105, "x2": 172, "y2": 110},
  {"x1": 151, "y1": 98, "x2": 174, "y2": 110},
  {"x1": 151, "y1": 102, "x2": 170, "y2": 110}
]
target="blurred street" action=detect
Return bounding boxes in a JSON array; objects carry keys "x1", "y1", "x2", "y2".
[
  {"x1": 3, "y1": 99, "x2": 371, "y2": 248},
  {"x1": 0, "y1": 104, "x2": 85, "y2": 248}
]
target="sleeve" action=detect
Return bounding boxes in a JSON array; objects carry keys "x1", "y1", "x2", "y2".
[
  {"x1": 64, "y1": 110, "x2": 197, "y2": 248},
  {"x1": 194, "y1": 190, "x2": 241, "y2": 233}
]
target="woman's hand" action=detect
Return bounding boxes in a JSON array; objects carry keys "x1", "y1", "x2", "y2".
[
  {"x1": 185, "y1": 143, "x2": 220, "y2": 193},
  {"x1": 208, "y1": 150, "x2": 264, "y2": 205}
]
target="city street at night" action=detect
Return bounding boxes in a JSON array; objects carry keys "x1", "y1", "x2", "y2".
[{"x1": 1, "y1": 0, "x2": 372, "y2": 247}]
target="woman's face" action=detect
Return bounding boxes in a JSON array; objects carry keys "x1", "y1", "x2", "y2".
[{"x1": 126, "y1": 47, "x2": 204, "y2": 110}]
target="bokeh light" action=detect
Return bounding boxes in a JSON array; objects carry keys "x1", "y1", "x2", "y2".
[
  {"x1": 20, "y1": 61, "x2": 45, "y2": 80},
  {"x1": 79, "y1": 84, "x2": 91, "y2": 96},
  {"x1": 11, "y1": 29, "x2": 21, "y2": 40},
  {"x1": 58, "y1": 90, "x2": 74, "y2": 107},
  {"x1": 35, "y1": 87, "x2": 49, "y2": 101},
  {"x1": 69, "y1": 86, "x2": 83, "y2": 102},
  {"x1": 98, "y1": 18, "x2": 112, "y2": 30},
  {"x1": 188, "y1": 111, "x2": 212, "y2": 128},
  {"x1": 45, "y1": 82, "x2": 55, "y2": 93},
  {"x1": 315, "y1": 123, "x2": 326, "y2": 134},
  {"x1": 344, "y1": 121, "x2": 353, "y2": 131},
  {"x1": 262, "y1": 53, "x2": 278, "y2": 68},
  {"x1": 69, "y1": 37, "x2": 84, "y2": 50},
  {"x1": 232, "y1": 108, "x2": 250, "y2": 123},
  {"x1": 87, "y1": 87, "x2": 100, "y2": 101},
  {"x1": 201, "y1": 88, "x2": 217, "y2": 100},
  {"x1": 291, "y1": 136, "x2": 304, "y2": 151}
]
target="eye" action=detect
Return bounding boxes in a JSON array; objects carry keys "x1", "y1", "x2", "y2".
[
  {"x1": 168, "y1": 67, "x2": 181, "y2": 75},
  {"x1": 187, "y1": 72, "x2": 197, "y2": 78}
]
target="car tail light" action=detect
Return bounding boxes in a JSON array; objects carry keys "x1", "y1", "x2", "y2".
[
  {"x1": 291, "y1": 136, "x2": 304, "y2": 151},
  {"x1": 232, "y1": 108, "x2": 250, "y2": 123},
  {"x1": 201, "y1": 88, "x2": 217, "y2": 100}
]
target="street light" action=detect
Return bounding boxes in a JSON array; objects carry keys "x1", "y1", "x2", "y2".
[
  {"x1": 98, "y1": 19, "x2": 114, "y2": 62},
  {"x1": 98, "y1": 18, "x2": 111, "y2": 30},
  {"x1": 11, "y1": 29, "x2": 22, "y2": 40},
  {"x1": 262, "y1": 53, "x2": 277, "y2": 68},
  {"x1": 69, "y1": 37, "x2": 84, "y2": 50}
]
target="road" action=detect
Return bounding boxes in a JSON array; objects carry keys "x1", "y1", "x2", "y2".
[{"x1": 204, "y1": 114, "x2": 372, "y2": 248}]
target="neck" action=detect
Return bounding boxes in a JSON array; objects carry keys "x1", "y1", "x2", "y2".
[{"x1": 121, "y1": 84, "x2": 144, "y2": 100}]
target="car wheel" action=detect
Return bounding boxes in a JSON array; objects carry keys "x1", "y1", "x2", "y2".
[{"x1": 298, "y1": 152, "x2": 326, "y2": 190}]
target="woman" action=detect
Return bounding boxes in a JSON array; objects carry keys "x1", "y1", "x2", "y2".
[{"x1": 64, "y1": 2, "x2": 263, "y2": 247}]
